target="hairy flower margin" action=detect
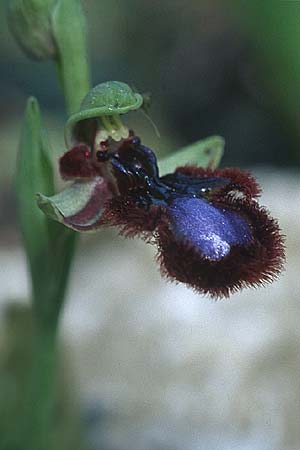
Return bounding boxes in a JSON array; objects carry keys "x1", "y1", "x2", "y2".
[{"x1": 38, "y1": 132, "x2": 285, "y2": 299}]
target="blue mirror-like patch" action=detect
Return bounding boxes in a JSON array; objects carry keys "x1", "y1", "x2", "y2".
[{"x1": 167, "y1": 196, "x2": 253, "y2": 261}]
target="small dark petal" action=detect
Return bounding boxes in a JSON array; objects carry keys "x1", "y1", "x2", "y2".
[
  {"x1": 60, "y1": 144, "x2": 98, "y2": 180},
  {"x1": 175, "y1": 166, "x2": 261, "y2": 199},
  {"x1": 157, "y1": 198, "x2": 285, "y2": 298}
]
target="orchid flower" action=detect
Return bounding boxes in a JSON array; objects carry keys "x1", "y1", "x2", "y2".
[{"x1": 38, "y1": 82, "x2": 285, "y2": 298}]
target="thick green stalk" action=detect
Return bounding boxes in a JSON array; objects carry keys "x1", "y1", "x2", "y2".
[
  {"x1": 52, "y1": 0, "x2": 91, "y2": 114},
  {"x1": 19, "y1": 321, "x2": 58, "y2": 450},
  {"x1": 1, "y1": 313, "x2": 59, "y2": 450}
]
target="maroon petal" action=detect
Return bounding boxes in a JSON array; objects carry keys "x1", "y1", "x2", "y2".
[{"x1": 59, "y1": 144, "x2": 99, "y2": 180}]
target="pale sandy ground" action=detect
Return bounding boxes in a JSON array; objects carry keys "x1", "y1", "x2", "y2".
[{"x1": 0, "y1": 170, "x2": 299, "y2": 450}]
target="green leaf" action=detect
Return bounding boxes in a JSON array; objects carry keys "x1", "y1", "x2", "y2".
[
  {"x1": 158, "y1": 136, "x2": 225, "y2": 176},
  {"x1": 16, "y1": 97, "x2": 76, "y2": 322},
  {"x1": 16, "y1": 97, "x2": 55, "y2": 279}
]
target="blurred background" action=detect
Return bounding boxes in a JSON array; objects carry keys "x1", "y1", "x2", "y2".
[{"x1": 0, "y1": 1, "x2": 300, "y2": 449}]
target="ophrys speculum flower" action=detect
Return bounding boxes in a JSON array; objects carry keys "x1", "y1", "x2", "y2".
[{"x1": 38, "y1": 81, "x2": 285, "y2": 298}]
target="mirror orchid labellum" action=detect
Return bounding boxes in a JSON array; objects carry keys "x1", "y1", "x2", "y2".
[{"x1": 38, "y1": 131, "x2": 285, "y2": 299}]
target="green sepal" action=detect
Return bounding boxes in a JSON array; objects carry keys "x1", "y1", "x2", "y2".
[
  {"x1": 37, "y1": 177, "x2": 111, "y2": 232},
  {"x1": 7, "y1": 0, "x2": 57, "y2": 60},
  {"x1": 158, "y1": 136, "x2": 225, "y2": 176},
  {"x1": 64, "y1": 81, "x2": 143, "y2": 146}
]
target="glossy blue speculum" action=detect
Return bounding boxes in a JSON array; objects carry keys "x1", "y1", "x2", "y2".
[{"x1": 168, "y1": 196, "x2": 253, "y2": 260}]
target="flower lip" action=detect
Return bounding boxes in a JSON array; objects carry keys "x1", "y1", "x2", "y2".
[
  {"x1": 99, "y1": 145, "x2": 284, "y2": 298},
  {"x1": 157, "y1": 196, "x2": 285, "y2": 298}
]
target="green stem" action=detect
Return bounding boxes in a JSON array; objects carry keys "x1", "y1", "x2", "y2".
[
  {"x1": 21, "y1": 321, "x2": 58, "y2": 450},
  {"x1": 52, "y1": 0, "x2": 91, "y2": 114}
]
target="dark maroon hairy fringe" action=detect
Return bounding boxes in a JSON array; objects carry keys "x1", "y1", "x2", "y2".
[
  {"x1": 157, "y1": 198, "x2": 285, "y2": 299},
  {"x1": 175, "y1": 166, "x2": 261, "y2": 199},
  {"x1": 59, "y1": 144, "x2": 98, "y2": 179},
  {"x1": 101, "y1": 196, "x2": 162, "y2": 239}
]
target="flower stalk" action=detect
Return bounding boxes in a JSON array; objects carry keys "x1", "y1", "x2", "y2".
[{"x1": 52, "y1": 0, "x2": 91, "y2": 114}]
